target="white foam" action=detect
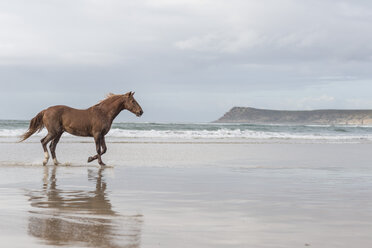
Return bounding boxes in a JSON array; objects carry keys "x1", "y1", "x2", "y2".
[
  {"x1": 1, "y1": 127, "x2": 372, "y2": 141},
  {"x1": 106, "y1": 128, "x2": 372, "y2": 141}
]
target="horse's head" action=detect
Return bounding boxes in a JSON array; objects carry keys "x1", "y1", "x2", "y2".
[{"x1": 124, "y1": 92, "x2": 143, "y2": 117}]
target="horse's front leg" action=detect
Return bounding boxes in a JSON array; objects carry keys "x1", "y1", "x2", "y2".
[{"x1": 88, "y1": 135, "x2": 107, "y2": 166}]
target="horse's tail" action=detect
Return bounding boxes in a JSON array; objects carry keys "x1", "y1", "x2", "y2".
[{"x1": 19, "y1": 111, "x2": 45, "y2": 142}]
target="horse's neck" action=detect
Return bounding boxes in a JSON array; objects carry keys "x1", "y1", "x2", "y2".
[{"x1": 96, "y1": 97, "x2": 124, "y2": 122}]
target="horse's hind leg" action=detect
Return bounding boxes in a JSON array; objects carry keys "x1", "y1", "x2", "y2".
[
  {"x1": 41, "y1": 133, "x2": 55, "y2": 166},
  {"x1": 49, "y1": 132, "x2": 63, "y2": 165}
]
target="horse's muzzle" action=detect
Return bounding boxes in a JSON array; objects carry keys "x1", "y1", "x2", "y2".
[{"x1": 136, "y1": 110, "x2": 144, "y2": 117}]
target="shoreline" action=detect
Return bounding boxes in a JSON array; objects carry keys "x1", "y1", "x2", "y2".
[{"x1": 4, "y1": 135, "x2": 372, "y2": 145}]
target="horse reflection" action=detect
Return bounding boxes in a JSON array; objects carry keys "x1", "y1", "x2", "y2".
[{"x1": 27, "y1": 167, "x2": 142, "y2": 248}]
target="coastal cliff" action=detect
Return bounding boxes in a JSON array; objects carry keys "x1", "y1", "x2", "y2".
[{"x1": 215, "y1": 107, "x2": 372, "y2": 125}]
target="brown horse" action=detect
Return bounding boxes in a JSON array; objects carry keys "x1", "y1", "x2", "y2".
[{"x1": 20, "y1": 92, "x2": 143, "y2": 166}]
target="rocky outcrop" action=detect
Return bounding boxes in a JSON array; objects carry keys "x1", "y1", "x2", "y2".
[{"x1": 215, "y1": 107, "x2": 372, "y2": 125}]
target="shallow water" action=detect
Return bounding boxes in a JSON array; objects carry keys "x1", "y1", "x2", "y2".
[{"x1": 0, "y1": 140, "x2": 372, "y2": 247}]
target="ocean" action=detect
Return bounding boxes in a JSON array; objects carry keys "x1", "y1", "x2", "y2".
[{"x1": 1, "y1": 119, "x2": 372, "y2": 143}]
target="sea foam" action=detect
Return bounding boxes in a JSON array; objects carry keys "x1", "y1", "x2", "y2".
[{"x1": 1, "y1": 121, "x2": 372, "y2": 142}]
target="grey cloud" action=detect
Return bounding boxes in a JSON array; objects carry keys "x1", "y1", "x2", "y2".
[{"x1": 1, "y1": 0, "x2": 372, "y2": 121}]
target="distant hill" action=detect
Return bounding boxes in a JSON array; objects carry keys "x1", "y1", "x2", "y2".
[{"x1": 214, "y1": 107, "x2": 372, "y2": 125}]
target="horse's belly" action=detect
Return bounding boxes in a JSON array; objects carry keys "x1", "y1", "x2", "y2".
[{"x1": 64, "y1": 126, "x2": 92, "y2": 137}]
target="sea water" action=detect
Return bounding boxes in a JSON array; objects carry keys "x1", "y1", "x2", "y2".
[{"x1": 1, "y1": 120, "x2": 372, "y2": 143}]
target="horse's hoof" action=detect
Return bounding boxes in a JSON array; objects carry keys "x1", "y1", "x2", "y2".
[
  {"x1": 99, "y1": 162, "x2": 106, "y2": 166},
  {"x1": 87, "y1": 157, "x2": 94, "y2": 163}
]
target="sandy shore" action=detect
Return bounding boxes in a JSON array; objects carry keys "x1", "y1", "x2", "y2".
[{"x1": 0, "y1": 138, "x2": 371, "y2": 247}]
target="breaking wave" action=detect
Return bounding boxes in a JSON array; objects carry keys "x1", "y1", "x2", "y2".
[{"x1": 1, "y1": 126, "x2": 372, "y2": 142}]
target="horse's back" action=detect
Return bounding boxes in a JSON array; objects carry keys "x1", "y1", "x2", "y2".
[
  {"x1": 44, "y1": 105, "x2": 90, "y2": 117},
  {"x1": 44, "y1": 105, "x2": 84, "y2": 120}
]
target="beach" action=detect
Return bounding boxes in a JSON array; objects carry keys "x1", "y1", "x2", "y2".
[{"x1": 0, "y1": 135, "x2": 371, "y2": 247}]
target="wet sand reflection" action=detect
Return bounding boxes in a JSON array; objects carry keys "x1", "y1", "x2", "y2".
[{"x1": 27, "y1": 167, "x2": 142, "y2": 248}]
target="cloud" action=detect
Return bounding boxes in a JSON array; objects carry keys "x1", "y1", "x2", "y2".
[
  {"x1": 297, "y1": 95, "x2": 336, "y2": 109},
  {"x1": 1, "y1": 0, "x2": 372, "y2": 121},
  {"x1": 174, "y1": 31, "x2": 262, "y2": 53},
  {"x1": 0, "y1": 0, "x2": 371, "y2": 66},
  {"x1": 346, "y1": 98, "x2": 372, "y2": 109}
]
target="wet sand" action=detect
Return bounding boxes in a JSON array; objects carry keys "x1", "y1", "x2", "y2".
[{"x1": 0, "y1": 139, "x2": 372, "y2": 247}]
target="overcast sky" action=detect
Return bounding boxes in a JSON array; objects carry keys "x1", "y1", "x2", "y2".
[{"x1": 1, "y1": 0, "x2": 372, "y2": 122}]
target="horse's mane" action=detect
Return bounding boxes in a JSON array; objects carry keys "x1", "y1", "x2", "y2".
[
  {"x1": 94, "y1": 93, "x2": 124, "y2": 107},
  {"x1": 99, "y1": 93, "x2": 117, "y2": 103}
]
